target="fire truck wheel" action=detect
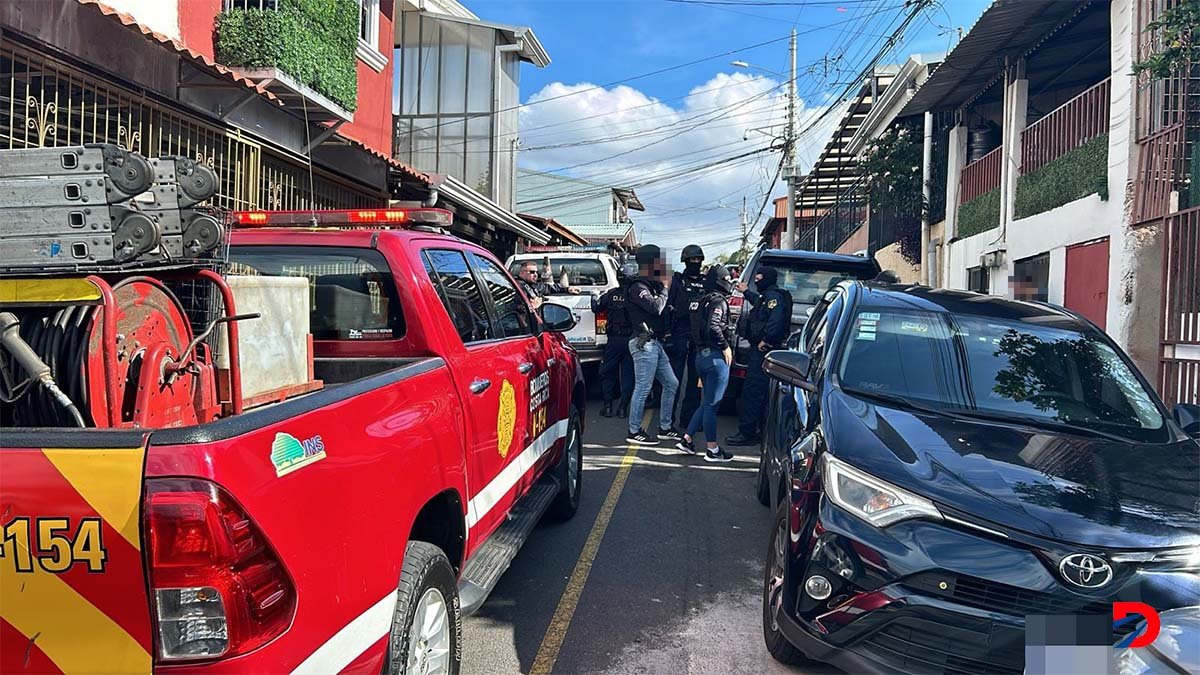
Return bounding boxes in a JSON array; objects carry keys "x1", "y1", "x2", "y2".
[
  {"x1": 548, "y1": 406, "x2": 583, "y2": 521},
  {"x1": 386, "y1": 541, "x2": 462, "y2": 675}
]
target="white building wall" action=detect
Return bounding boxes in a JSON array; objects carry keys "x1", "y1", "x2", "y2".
[
  {"x1": 941, "y1": 0, "x2": 1140, "y2": 349},
  {"x1": 103, "y1": 0, "x2": 179, "y2": 41}
]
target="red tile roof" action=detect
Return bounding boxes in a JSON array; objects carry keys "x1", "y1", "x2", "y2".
[{"x1": 77, "y1": 0, "x2": 282, "y2": 106}]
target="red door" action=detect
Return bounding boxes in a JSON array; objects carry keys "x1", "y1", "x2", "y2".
[{"x1": 1064, "y1": 237, "x2": 1110, "y2": 329}]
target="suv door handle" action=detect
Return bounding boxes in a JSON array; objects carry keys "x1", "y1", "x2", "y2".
[
  {"x1": 518, "y1": 362, "x2": 533, "y2": 374},
  {"x1": 470, "y1": 378, "x2": 492, "y2": 395}
]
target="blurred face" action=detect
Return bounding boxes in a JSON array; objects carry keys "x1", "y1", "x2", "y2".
[
  {"x1": 519, "y1": 263, "x2": 539, "y2": 281},
  {"x1": 639, "y1": 254, "x2": 667, "y2": 278}
]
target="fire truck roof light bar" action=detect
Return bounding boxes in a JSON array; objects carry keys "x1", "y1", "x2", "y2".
[{"x1": 231, "y1": 208, "x2": 453, "y2": 228}]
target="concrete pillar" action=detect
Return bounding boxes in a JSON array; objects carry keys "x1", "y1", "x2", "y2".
[
  {"x1": 999, "y1": 59, "x2": 1028, "y2": 230},
  {"x1": 943, "y1": 123, "x2": 968, "y2": 239}
]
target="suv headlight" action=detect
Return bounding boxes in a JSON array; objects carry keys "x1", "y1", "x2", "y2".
[{"x1": 822, "y1": 455, "x2": 942, "y2": 527}]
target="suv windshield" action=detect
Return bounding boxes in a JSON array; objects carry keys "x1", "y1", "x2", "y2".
[
  {"x1": 510, "y1": 258, "x2": 607, "y2": 286},
  {"x1": 837, "y1": 308, "x2": 1167, "y2": 441},
  {"x1": 757, "y1": 259, "x2": 877, "y2": 305}
]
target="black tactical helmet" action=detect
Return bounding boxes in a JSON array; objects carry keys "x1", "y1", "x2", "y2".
[
  {"x1": 635, "y1": 244, "x2": 662, "y2": 264},
  {"x1": 680, "y1": 244, "x2": 705, "y2": 262}
]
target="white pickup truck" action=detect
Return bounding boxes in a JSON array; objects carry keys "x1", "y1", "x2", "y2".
[{"x1": 506, "y1": 249, "x2": 622, "y2": 363}]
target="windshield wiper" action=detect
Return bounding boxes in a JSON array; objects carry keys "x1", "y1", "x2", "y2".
[
  {"x1": 842, "y1": 388, "x2": 1133, "y2": 442},
  {"x1": 931, "y1": 408, "x2": 1133, "y2": 443},
  {"x1": 841, "y1": 388, "x2": 952, "y2": 418}
]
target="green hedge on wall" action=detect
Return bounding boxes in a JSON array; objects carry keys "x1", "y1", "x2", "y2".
[
  {"x1": 215, "y1": 0, "x2": 358, "y2": 112},
  {"x1": 1013, "y1": 134, "x2": 1108, "y2": 220},
  {"x1": 957, "y1": 188, "x2": 1000, "y2": 239}
]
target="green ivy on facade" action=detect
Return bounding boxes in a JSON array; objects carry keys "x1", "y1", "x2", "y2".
[
  {"x1": 215, "y1": 0, "x2": 359, "y2": 111},
  {"x1": 957, "y1": 188, "x2": 1000, "y2": 239},
  {"x1": 1013, "y1": 134, "x2": 1108, "y2": 220}
]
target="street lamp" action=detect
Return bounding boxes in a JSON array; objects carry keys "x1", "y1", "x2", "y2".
[{"x1": 731, "y1": 31, "x2": 798, "y2": 249}]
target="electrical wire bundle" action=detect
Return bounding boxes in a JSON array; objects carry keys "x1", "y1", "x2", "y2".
[{"x1": 0, "y1": 306, "x2": 95, "y2": 427}]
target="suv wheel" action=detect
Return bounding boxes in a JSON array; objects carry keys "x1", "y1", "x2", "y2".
[
  {"x1": 387, "y1": 541, "x2": 462, "y2": 675},
  {"x1": 548, "y1": 407, "x2": 583, "y2": 521},
  {"x1": 763, "y1": 500, "x2": 811, "y2": 665}
]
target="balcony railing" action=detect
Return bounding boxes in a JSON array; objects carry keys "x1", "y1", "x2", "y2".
[
  {"x1": 1021, "y1": 78, "x2": 1111, "y2": 174},
  {"x1": 959, "y1": 146, "x2": 1001, "y2": 204}
]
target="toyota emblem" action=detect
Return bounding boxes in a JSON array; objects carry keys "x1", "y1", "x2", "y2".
[{"x1": 1059, "y1": 553, "x2": 1113, "y2": 589}]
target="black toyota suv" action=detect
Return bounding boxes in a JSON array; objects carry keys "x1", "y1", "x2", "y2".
[
  {"x1": 757, "y1": 281, "x2": 1200, "y2": 674},
  {"x1": 728, "y1": 249, "x2": 880, "y2": 402}
]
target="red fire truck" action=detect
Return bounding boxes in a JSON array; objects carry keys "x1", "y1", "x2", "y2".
[{"x1": 0, "y1": 204, "x2": 585, "y2": 674}]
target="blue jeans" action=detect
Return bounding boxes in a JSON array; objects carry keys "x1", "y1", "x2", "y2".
[
  {"x1": 628, "y1": 337, "x2": 679, "y2": 434},
  {"x1": 686, "y1": 348, "x2": 730, "y2": 444}
]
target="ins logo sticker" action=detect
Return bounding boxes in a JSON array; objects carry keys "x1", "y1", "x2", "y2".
[
  {"x1": 497, "y1": 379, "x2": 517, "y2": 458},
  {"x1": 271, "y1": 432, "x2": 327, "y2": 477}
]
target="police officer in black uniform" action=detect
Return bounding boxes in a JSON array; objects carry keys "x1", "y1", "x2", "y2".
[
  {"x1": 595, "y1": 262, "x2": 637, "y2": 417},
  {"x1": 726, "y1": 266, "x2": 792, "y2": 446},
  {"x1": 666, "y1": 244, "x2": 707, "y2": 426}
]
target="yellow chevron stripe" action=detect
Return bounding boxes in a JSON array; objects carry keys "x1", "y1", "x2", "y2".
[
  {"x1": 0, "y1": 541, "x2": 151, "y2": 674},
  {"x1": 42, "y1": 448, "x2": 145, "y2": 551}
]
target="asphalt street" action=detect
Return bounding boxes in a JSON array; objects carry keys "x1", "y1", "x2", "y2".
[{"x1": 462, "y1": 394, "x2": 842, "y2": 675}]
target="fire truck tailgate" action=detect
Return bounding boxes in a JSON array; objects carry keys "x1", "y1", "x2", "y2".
[{"x1": 0, "y1": 432, "x2": 154, "y2": 674}]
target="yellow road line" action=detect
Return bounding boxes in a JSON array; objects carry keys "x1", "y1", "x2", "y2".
[{"x1": 529, "y1": 411, "x2": 650, "y2": 675}]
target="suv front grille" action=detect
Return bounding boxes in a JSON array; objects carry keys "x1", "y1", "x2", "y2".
[{"x1": 858, "y1": 616, "x2": 1023, "y2": 675}]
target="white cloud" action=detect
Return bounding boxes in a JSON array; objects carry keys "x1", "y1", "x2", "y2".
[{"x1": 517, "y1": 72, "x2": 833, "y2": 262}]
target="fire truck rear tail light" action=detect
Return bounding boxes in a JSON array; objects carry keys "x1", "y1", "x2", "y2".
[
  {"x1": 145, "y1": 478, "x2": 295, "y2": 662},
  {"x1": 155, "y1": 587, "x2": 228, "y2": 658}
]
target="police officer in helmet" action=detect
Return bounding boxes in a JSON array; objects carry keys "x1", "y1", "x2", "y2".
[
  {"x1": 666, "y1": 244, "x2": 706, "y2": 426},
  {"x1": 595, "y1": 262, "x2": 637, "y2": 418},
  {"x1": 726, "y1": 266, "x2": 792, "y2": 446}
]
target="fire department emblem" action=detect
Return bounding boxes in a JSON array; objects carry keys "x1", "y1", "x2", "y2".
[{"x1": 497, "y1": 379, "x2": 517, "y2": 458}]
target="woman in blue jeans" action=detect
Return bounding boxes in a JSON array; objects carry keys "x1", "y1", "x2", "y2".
[{"x1": 675, "y1": 266, "x2": 735, "y2": 462}]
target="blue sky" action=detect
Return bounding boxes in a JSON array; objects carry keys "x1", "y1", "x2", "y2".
[{"x1": 468, "y1": 0, "x2": 992, "y2": 260}]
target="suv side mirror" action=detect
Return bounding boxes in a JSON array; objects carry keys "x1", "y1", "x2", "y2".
[
  {"x1": 763, "y1": 350, "x2": 815, "y2": 392},
  {"x1": 1173, "y1": 404, "x2": 1200, "y2": 437},
  {"x1": 540, "y1": 302, "x2": 577, "y2": 333}
]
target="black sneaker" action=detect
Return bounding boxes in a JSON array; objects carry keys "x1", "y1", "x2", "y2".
[
  {"x1": 658, "y1": 427, "x2": 684, "y2": 441},
  {"x1": 705, "y1": 447, "x2": 734, "y2": 463},
  {"x1": 627, "y1": 428, "x2": 659, "y2": 445},
  {"x1": 675, "y1": 437, "x2": 698, "y2": 455},
  {"x1": 723, "y1": 433, "x2": 759, "y2": 447}
]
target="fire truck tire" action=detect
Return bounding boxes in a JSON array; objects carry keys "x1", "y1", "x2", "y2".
[
  {"x1": 548, "y1": 407, "x2": 583, "y2": 521},
  {"x1": 386, "y1": 541, "x2": 462, "y2": 675}
]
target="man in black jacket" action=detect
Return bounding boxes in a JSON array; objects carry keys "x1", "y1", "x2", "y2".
[
  {"x1": 594, "y1": 262, "x2": 637, "y2": 417},
  {"x1": 666, "y1": 244, "x2": 706, "y2": 428},
  {"x1": 624, "y1": 245, "x2": 680, "y2": 445},
  {"x1": 515, "y1": 260, "x2": 579, "y2": 309},
  {"x1": 726, "y1": 266, "x2": 792, "y2": 446}
]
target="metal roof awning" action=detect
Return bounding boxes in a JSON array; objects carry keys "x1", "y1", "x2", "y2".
[
  {"x1": 404, "y1": 10, "x2": 550, "y2": 67},
  {"x1": 793, "y1": 70, "x2": 895, "y2": 209},
  {"x1": 613, "y1": 187, "x2": 645, "y2": 212},
  {"x1": 518, "y1": 213, "x2": 589, "y2": 246},
  {"x1": 435, "y1": 174, "x2": 551, "y2": 244},
  {"x1": 898, "y1": 0, "x2": 1103, "y2": 116}
]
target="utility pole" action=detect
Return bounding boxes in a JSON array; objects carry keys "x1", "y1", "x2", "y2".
[
  {"x1": 739, "y1": 195, "x2": 749, "y2": 252},
  {"x1": 784, "y1": 28, "x2": 798, "y2": 250}
]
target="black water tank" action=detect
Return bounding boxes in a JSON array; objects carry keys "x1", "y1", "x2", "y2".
[{"x1": 967, "y1": 121, "x2": 1000, "y2": 163}]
